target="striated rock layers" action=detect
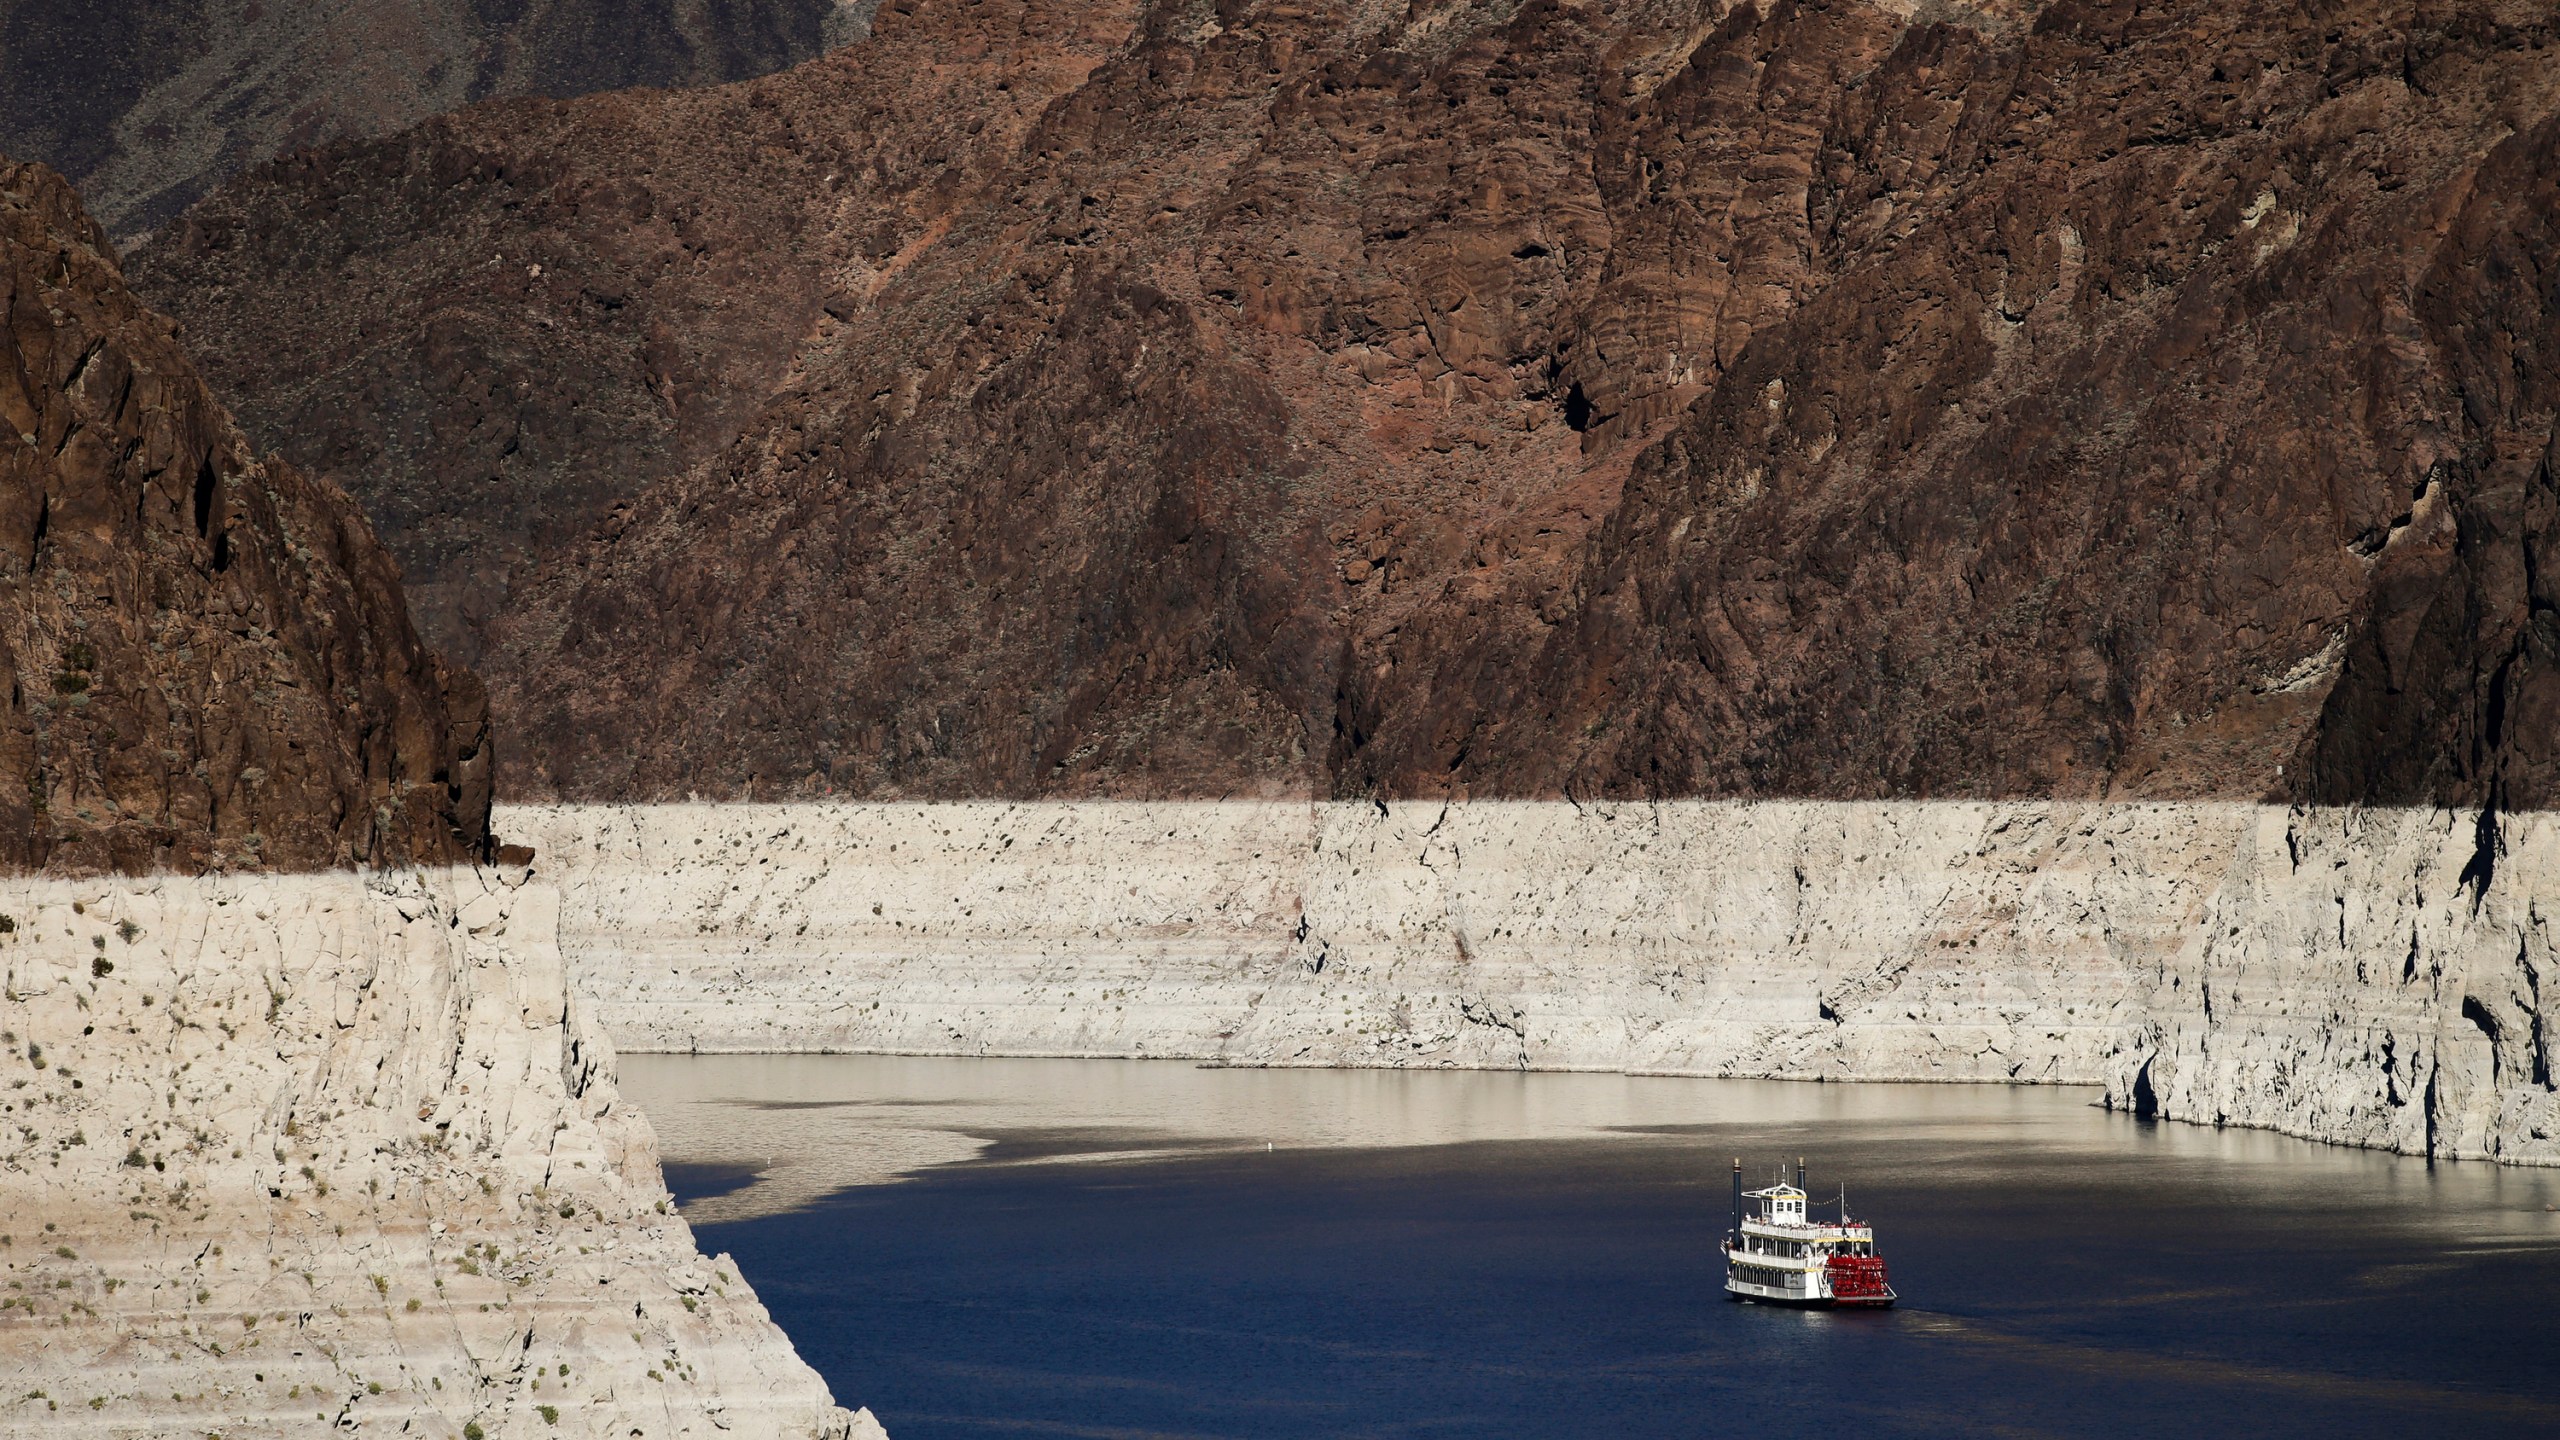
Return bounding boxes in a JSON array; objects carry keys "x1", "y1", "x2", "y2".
[
  {"x1": 2119, "y1": 805, "x2": 2560, "y2": 1164},
  {"x1": 128, "y1": 0, "x2": 2560, "y2": 812},
  {"x1": 0, "y1": 868, "x2": 877, "y2": 1438},
  {"x1": 1, "y1": 164, "x2": 872, "y2": 1436},
  {"x1": 508, "y1": 800, "x2": 2560, "y2": 1166},
  {"x1": 2, "y1": 157, "x2": 490, "y2": 876},
  {"x1": 0, "y1": 0, "x2": 862, "y2": 240}
]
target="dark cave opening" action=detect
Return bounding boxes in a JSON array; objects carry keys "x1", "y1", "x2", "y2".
[{"x1": 193, "y1": 457, "x2": 218, "y2": 536}]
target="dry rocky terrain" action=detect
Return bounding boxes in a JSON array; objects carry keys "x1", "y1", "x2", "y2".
[
  {"x1": 1, "y1": 159, "x2": 871, "y2": 1435},
  {"x1": 512, "y1": 798, "x2": 2560, "y2": 1166},
  {"x1": 0, "y1": 868, "x2": 876, "y2": 1438},
  {"x1": 125, "y1": 0, "x2": 2560, "y2": 815},
  {"x1": 3, "y1": 157, "x2": 488, "y2": 875},
  {"x1": 94, "y1": 0, "x2": 2560, "y2": 1172}
]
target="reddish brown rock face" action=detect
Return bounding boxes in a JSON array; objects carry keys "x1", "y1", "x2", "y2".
[
  {"x1": 128, "y1": 0, "x2": 2560, "y2": 807},
  {"x1": 1364, "y1": 1, "x2": 2560, "y2": 810},
  {"x1": 0, "y1": 158, "x2": 491, "y2": 874}
]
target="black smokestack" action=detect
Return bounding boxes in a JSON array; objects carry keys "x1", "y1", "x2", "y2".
[
  {"x1": 1797, "y1": 1156, "x2": 1806, "y2": 1192},
  {"x1": 1730, "y1": 1158, "x2": 1742, "y2": 1243}
]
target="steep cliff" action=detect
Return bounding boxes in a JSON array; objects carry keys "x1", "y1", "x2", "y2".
[
  {"x1": 509, "y1": 798, "x2": 2560, "y2": 1166},
  {"x1": 2, "y1": 157, "x2": 490, "y2": 874},
  {"x1": 124, "y1": 1, "x2": 1129, "y2": 675},
  {"x1": 1399, "y1": 4, "x2": 2560, "y2": 811},
  {"x1": 0, "y1": 162, "x2": 872, "y2": 1434},
  {"x1": 0, "y1": 0, "x2": 861, "y2": 239},
  {"x1": 127, "y1": 0, "x2": 2560, "y2": 809},
  {"x1": 2108, "y1": 805, "x2": 2560, "y2": 1162},
  {"x1": 0, "y1": 868, "x2": 878, "y2": 1438}
]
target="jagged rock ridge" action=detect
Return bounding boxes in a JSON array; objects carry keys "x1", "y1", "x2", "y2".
[
  {"x1": 1, "y1": 157, "x2": 490, "y2": 875},
  {"x1": 129, "y1": 0, "x2": 2560, "y2": 810}
]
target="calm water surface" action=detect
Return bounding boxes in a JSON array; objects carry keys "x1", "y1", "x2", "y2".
[{"x1": 621, "y1": 1056, "x2": 2560, "y2": 1439}]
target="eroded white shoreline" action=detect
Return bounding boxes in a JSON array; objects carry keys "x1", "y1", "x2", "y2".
[
  {"x1": 508, "y1": 800, "x2": 2560, "y2": 1167},
  {"x1": 0, "y1": 867, "x2": 879, "y2": 1439}
]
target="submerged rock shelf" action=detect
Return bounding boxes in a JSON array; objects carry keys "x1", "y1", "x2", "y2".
[{"x1": 512, "y1": 800, "x2": 2560, "y2": 1167}]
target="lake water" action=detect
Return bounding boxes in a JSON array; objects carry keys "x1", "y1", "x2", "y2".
[{"x1": 621, "y1": 1056, "x2": 2560, "y2": 1439}]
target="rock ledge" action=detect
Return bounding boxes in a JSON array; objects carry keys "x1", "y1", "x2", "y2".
[{"x1": 0, "y1": 866, "x2": 879, "y2": 1439}]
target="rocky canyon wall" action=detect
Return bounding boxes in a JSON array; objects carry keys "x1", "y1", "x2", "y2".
[
  {"x1": 2, "y1": 156, "x2": 491, "y2": 875},
  {"x1": 0, "y1": 867, "x2": 876, "y2": 1437},
  {"x1": 1, "y1": 160, "x2": 875, "y2": 1435},
  {"x1": 509, "y1": 800, "x2": 2560, "y2": 1166},
  {"x1": 2117, "y1": 805, "x2": 2560, "y2": 1164},
  {"x1": 126, "y1": 0, "x2": 2560, "y2": 810}
]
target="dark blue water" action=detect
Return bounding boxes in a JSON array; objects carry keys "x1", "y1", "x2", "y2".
[{"x1": 655, "y1": 1068, "x2": 2560, "y2": 1439}]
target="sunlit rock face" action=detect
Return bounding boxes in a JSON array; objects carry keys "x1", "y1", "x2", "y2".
[
  {"x1": 511, "y1": 799, "x2": 2560, "y2": 1168},
  {"x1": 2112, "y1": 806, "x2": 2560, "y2": 1166},
  {"x1": 0, "y1": 869, "x2": 879, "y2": 1438}
]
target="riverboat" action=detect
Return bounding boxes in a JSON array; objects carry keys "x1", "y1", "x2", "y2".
[{"x1": 1721, "y1": 1157, "x2": 1896, "y2": 1308}]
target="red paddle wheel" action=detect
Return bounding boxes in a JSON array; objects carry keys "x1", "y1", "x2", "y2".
[{"x1": 1825, "y1": 1252, "x2": 1894, "y2": 1306}]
